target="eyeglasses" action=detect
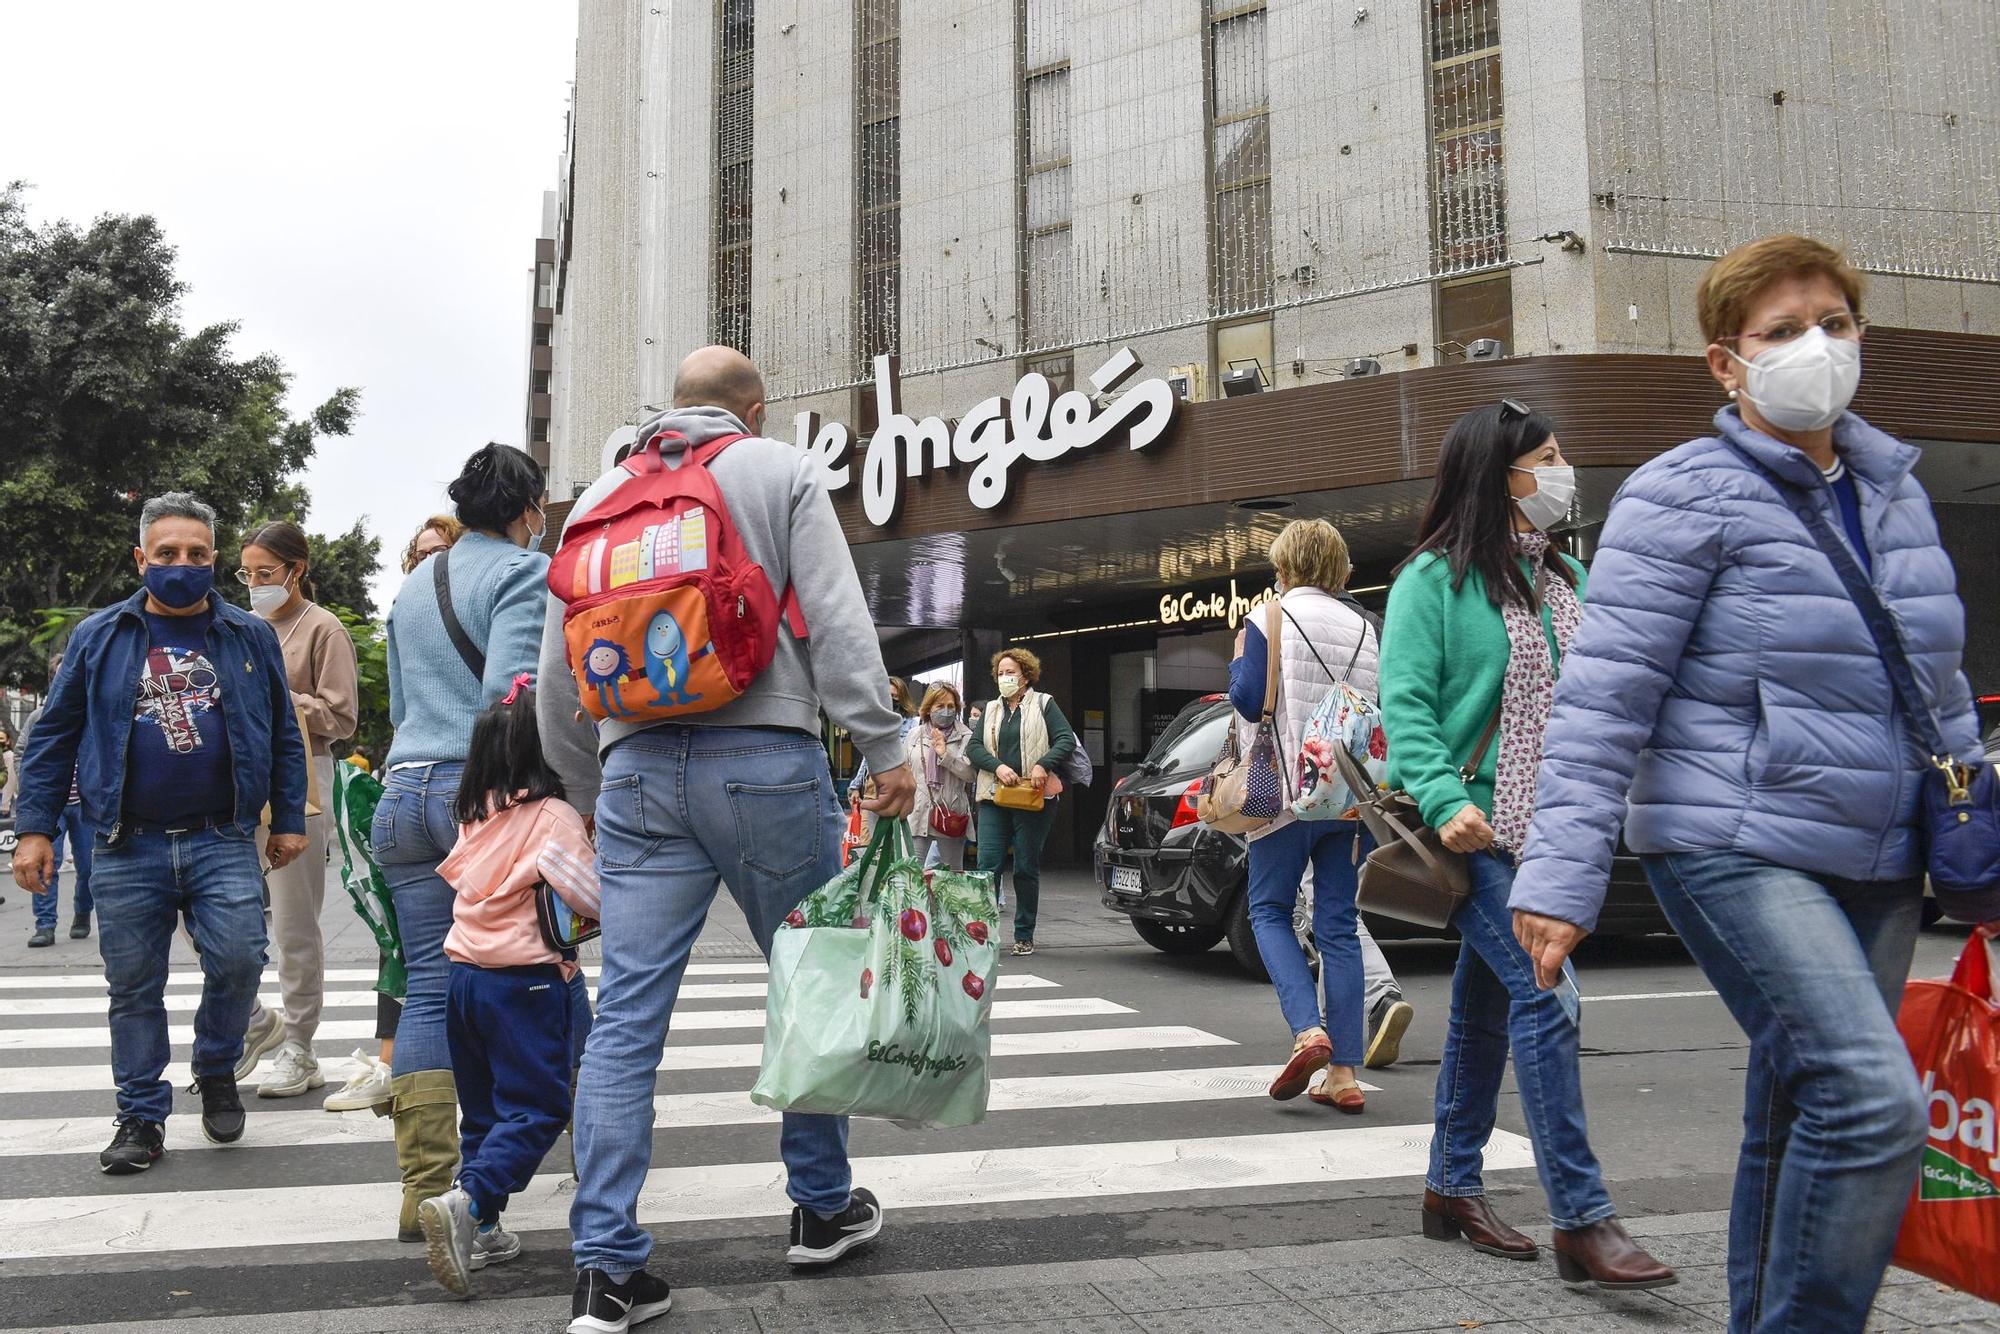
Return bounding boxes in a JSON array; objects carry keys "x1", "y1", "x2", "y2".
[
  {"x1": 234, "y1": 565, "x2": 287, "y2": 586},
  {"x1": 1719, "y1": 312, "x2": 1870, "y2": 348},
  {"x1": 1498, "y1": 398, "x2": 1533, "y2": 421}
]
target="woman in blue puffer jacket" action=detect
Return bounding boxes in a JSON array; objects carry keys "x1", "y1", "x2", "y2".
[{"x1": 1510, "y1": 235, "x2": 1980, "y2": 1333}]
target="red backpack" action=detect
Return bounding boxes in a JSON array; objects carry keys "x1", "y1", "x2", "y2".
[{"x1": 549, "y1": 430, "x2": 806, "y2": 724}]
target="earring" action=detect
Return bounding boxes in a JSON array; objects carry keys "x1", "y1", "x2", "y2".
[{"x1": 1727, "y1": 388, "x2": 1739, "y2": 400}]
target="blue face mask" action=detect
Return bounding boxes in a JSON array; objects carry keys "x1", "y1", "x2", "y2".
[{"x1": 145, "y1": 563, "x2": 215, "y2": 610}]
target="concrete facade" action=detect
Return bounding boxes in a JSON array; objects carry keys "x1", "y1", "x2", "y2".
[{"x1": 541, "y1": 0, "x2": 2000, "y2": 491}]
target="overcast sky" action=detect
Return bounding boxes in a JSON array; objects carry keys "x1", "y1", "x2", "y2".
[{"x1": 6, "y1": 1, "x2": 580, "y2": 611}]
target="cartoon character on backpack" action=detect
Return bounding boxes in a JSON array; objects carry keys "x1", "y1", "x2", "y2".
[
  {"x1": 644, "y1": 609, "x2": 714, "y2": 708},
  {"x1": 582, "y1": 639, "x2": 642, "y2": 721}
]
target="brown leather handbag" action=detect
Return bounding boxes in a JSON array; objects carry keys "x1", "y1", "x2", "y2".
[
  {"x1": 1334, "y1": 705, "x2": 1501, "y2": 930},
  {"x1": 1197, "y1": 603, "x2": 1286, "y2": 835}
]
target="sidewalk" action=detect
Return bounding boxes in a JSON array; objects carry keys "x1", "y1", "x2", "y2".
[{"x1": 38, "y1": 1211, "x2": 2000, "y2": 1333}]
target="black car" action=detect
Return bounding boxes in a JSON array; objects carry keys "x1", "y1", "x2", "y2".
[{"x1": 1094, "y1": 695, "x2": 1676, "y2": 979}]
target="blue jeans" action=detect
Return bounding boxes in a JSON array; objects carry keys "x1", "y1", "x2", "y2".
[
  {"x1": 1644, "y1": 851, "x2": 1925, "y2": 1333},
  {"x1": 91, "y1": 825, "x2": 268, "y2": 1123},
  {"x1": 371, "y1": 762, "x2": 464, "y2": 1077},
  {"x1": 571, "y1": 726, "x2": 852, "y2": 1276},
  {"x1": 1428, "y1": 851, "x2": 1615, "y2": 1230},
  {"x1": 448, "y1": 962, "x2": 576, "y2": 1223},
  {"x1": 35, "y1": 804, "x2": 96, "y2": 929},
  {"x1": 1247, "y1": 819, "x2": 1367, "y2": 1065}
]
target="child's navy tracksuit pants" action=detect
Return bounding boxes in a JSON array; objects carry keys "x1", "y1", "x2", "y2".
[{"x1": 445, "y1": 961, "x2": 579, "y2": 1222}]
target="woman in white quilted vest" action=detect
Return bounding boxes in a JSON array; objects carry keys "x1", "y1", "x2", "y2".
[
  {"x1": 1227, "y1": 520, "x2": 1379, "y2": 1112},
  {"x1": 965, "y1": 647, "x2": 1079, "y2": 955}
]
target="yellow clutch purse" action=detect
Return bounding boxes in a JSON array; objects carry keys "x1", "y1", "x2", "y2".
[{"x1": 993, "y1": 780, "x2": 1046, "y2": 813}]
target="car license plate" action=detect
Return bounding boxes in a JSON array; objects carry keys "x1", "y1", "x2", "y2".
[{"x1": 1111, "y1": 866, "x2": 1142, "y2": 894}]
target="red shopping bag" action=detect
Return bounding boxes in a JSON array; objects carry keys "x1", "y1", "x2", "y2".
[
  {"x1": 840, "y1": 799, "x2": 867, "y2": 868},
  {"x1": 1893, "y1": 923, "x2": 2000, "y2": 1303}
]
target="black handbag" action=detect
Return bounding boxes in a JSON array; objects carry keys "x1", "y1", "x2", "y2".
[{"x1": 1727, "y1": 442, "x2": 2000, "y2": 922}]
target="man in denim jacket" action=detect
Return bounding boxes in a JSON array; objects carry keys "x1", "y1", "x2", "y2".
[{"x1": 10, "y1": 492, "x2": 308, "y2": 1175}]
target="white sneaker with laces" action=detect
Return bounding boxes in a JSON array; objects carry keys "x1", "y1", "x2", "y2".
[
  {"x1": 322, "y1": 1051, "x2": 393, "y2": 1112},
  {"x1": 233, "y1": 1006, "x2": 287, "y2": 1082},
  {"x1": 417, "y1": 1186, "x2": 475, "y2": 1297},
  {"x1": 258, "y1": 1041, "x2": 325, "y2": 1099}
]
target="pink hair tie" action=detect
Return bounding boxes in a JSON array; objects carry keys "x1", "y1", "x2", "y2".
[{"x1": 503, "y1": 672, "x2": 534, "y2": 705}]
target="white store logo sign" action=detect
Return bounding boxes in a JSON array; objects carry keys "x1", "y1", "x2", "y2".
[{"x1": 794, "y1": 347, "x2": 1180, "y2": 527}]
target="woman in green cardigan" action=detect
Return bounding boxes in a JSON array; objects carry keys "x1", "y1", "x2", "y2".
[
  {"x1": 965, "y1": 646, "x2": 1077, "y2": 955},
  {"x1": 1379, "y1": 401, "x2": 1672, "y2": 1290}
]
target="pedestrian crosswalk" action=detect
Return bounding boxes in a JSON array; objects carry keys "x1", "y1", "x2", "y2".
[{"x1": 0, "y1": 957, "x2": 1537, "y2": 1264}]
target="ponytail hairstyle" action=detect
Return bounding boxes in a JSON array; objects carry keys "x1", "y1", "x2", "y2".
[
  {"x1": 243, "y1": 519, "x2": 317, "y2": 601},
  {"x1": 453, "y1": 676, "x2": 566, "y2": 825},
  {"x1": 448, "y1": 443, "x2": 545, "y2": 535}
]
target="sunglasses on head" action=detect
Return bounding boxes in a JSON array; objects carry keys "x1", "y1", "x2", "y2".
[{"x1": 1498, "y1": 398, "x2": 1533, "y2": 421}]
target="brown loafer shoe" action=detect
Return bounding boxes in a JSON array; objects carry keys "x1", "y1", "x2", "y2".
[
  {"x1": 1307, "y1": 1071, "x2": 1366, "y2": 1113},
  {"x1": 1268, "y1": 1031, "x2": 1332, "y2": 1101},
  {"x1": 1421, "y1": 1189, "x2": 1540, "y2": 1260},
  {"x1": 1552, "y1": 1218, "x2": 1677, "y2": 1290}
]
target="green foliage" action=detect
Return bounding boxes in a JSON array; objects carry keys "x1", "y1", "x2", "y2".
[
  {"x1": 330, "y1": 606, "x2": 391, "y2": 760},
  {"x1": 0, "y1": 183, "x2": 365, "y2": 686}
]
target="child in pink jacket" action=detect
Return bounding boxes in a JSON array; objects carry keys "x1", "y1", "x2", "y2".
[{"x1": 417, "y1": 680, "x2": 601, "y2": 1299}]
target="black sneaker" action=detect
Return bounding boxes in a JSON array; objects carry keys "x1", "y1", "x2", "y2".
[
  {"x1": 28, "y1": 927, "x2": 54, "y2": 948},
  {"x1": 100, "y1": 1118, "x2": 164, "y2": 1174},
  {"x1": 568, "y1": 1268, "x2": 673, "y2": 1333},
  {"x1": 787, "y1": 1186, "x2": 883, "y2": 1267},
  {"x1": 194, "y1": 1072, "x2": 246, "y2": 1144},
  {"x1": 70, "y1": 913, "x2": 91, "y2": 939},
  {"x1": 1364, "y1": 993, "x2": 1416, "y2": 1070}
]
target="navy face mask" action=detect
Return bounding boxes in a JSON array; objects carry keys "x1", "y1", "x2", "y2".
[{"x1": 145, "y1": 563, "x2": 215, "y2": 610}]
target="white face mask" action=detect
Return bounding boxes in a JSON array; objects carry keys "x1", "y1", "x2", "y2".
[
  {"x1": 1728, "y1": 326, "x2": 1861, "y2": 433},
  {"x1": 997, "y1": 674, "x2": 1021, "y2": 700},
  {"x1": 248, "y1": 578, "x2": 293, "y2": 618},
  {"x1": 1509, "y1": 464, "x2": 1576, "y2": 532}
]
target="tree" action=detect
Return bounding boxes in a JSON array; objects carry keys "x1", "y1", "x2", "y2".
[{"x1": 0, "y1": 183, "x2": 363, "y2": 687}]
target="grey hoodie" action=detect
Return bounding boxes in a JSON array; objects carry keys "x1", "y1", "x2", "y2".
[{"x1": 536, "y1": 405, "x2": 907, "y2": 811}]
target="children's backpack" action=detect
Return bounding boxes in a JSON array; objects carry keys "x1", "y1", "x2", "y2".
[
  {"x1": 549, "y1": 429, "x2": 806, "y2": 724},
  {"x1": 1289, "y1": 616, "x2": 1386, "y2": 822}
]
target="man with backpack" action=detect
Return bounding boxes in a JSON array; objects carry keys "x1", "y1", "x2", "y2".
[{"x1": 538, "y1": 345, "x2": 913, "y2": 1334}]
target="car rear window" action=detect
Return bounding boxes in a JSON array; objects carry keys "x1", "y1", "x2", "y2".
[{"x1": 1148, "y1": 705, "x2": 1233, "y2": 777}]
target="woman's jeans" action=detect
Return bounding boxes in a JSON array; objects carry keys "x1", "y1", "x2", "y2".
[
  {"x1": 1645, "y1": 851, "x2": 1926, "y2": 1334},
  {"x1": 372, "y1": 762, "x2": 464, "y2": 1077},
  {"x1": 977, "y1": 800, "x2": 1056, "y2": 942},
  {"x1": 1246, "y1": 818, "x2": 1367, "y2": 1065},
  {"x1": 1429, "y1": 851, "x2": 1615, "y2": 1230}
]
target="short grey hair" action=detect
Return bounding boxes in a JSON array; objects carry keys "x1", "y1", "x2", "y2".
[{"x1": 138, "y1": 492, "x2": 218, "y2": 547}]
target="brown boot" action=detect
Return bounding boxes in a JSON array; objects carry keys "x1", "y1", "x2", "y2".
[
  {"x1": 1420, "y1": 1189, "x2": 1540, "y2": 1259},
  {"x1": 1552, "y1": 1218, "x2": 1678, "y2": 1290},
  {"x1": 390, "y1": 1070, "x2": 459, "y2": 1243}
]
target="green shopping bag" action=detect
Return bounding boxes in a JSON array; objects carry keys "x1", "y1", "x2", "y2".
[
  {"x1": 750, "y1": 820, "x2": 1000, "y2": 1127},
  {"x1": 332, "y1": 762, "x2": 406, "y2": 1000}
]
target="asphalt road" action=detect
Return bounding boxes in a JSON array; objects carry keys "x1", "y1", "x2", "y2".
[{"x1": 0, "y1": 871, "x2": 1981, "y2": 1330}]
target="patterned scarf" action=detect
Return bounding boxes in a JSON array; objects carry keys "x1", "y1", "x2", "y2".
[{"x1": 1490, "y1": 533, "x2": 1584, "y2": 859}]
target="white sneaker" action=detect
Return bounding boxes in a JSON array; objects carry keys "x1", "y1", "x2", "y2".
[
  {"x1": 470, "y1": 1217, "x2": 522, "y2": 1270},
  {"x1": 322, "y1": 1051, "x2": 393, "y2": 1112},
  {"x1": 258, "y1": 1041, "x2": 325, "y2": 1098},
  {"x1": 233, "y1": 1006, "x2": 286, "y2": 1082},
  {"x1": 418, "y1": 1186, "x2": 475, "y2": 1298}
]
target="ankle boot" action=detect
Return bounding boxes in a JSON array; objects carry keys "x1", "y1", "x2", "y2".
[
  {"x1": 1552, "y1": 1218, "x2": 1677, "y2": 1289},
  {"x1": 1420, "y1": 1189, "x2": 1539, "y2": 1259},
  {"x1": 389, "y1": 1070, "x2": 459, "y2": 1243}
]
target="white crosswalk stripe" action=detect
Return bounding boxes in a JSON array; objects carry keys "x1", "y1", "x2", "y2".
[{"x1": 0, "y1": 959, "x2": 1528, "y2": 1264}]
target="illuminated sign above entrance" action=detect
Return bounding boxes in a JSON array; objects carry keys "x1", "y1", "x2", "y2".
[
  {"x1": 796, "y1": 347, "x2": 1180, "y2": 528},
  {"x1": 1159, "y1": 577, "x2": 1278, "y2": 631}
]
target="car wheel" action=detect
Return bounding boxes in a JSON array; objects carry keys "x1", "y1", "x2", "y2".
[
  {"x1": 1226, "y1": 891, "x2": 1269, "y2": 981},
  {"x1": 1294, "y1": 883, "x2": 1320, "y2": 973},
  {"x1": 1131, "y1": 917, "x2": 1226, "y2": 955}
]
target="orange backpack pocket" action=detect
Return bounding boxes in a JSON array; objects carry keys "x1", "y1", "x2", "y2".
[{"x1": 564, "y1": 584, "x2": 742, "y2": 724}]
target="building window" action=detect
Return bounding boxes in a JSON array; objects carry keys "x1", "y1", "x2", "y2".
[
  {"x1": 1216, "y1": 317, "x2": 1273, "y2": 392},
  {"x1": 1428, "y1": 0, "x2": 1511, "y2": 352},
  {"x1": 857, "y1": 0, "x2": 900, "y2": 369},
  {"x1": 1025, "y1": 350, "x2": 1075, "y2": 395},
  {"x1": 713, "y1": 0, "x2": 756, "y2": 353},
  {"x1": 1021, "y1": 0, "x2": 1074, "y2": 352},
  {"x1": 1208, "y1": 2, "x2": 1271, "y2": 317}
]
